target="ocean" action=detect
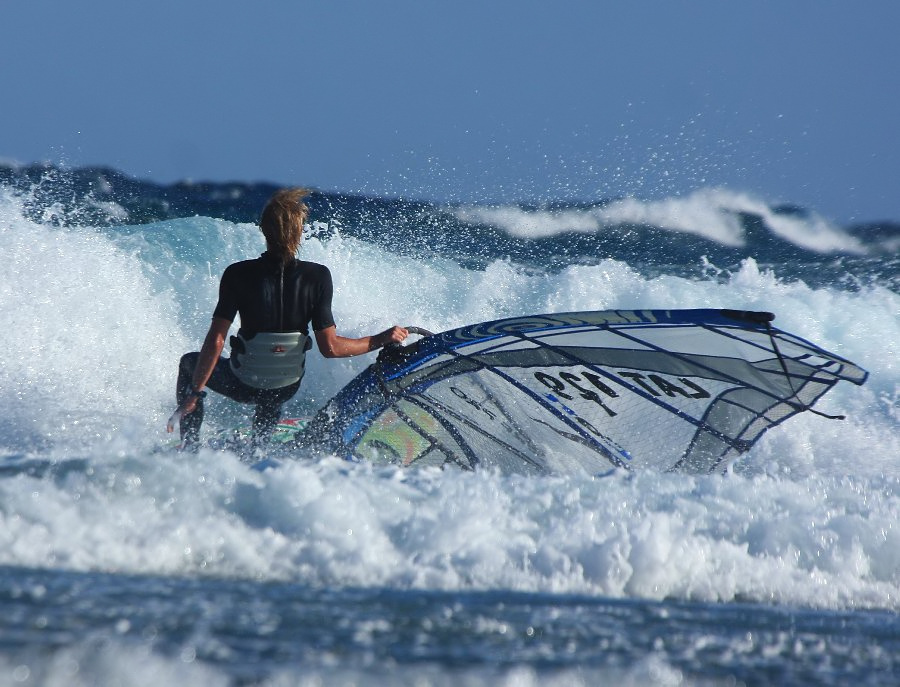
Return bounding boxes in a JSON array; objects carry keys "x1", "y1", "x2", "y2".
[{"x1": 0, "y1": 164, "x2": 898, "y2": 685}]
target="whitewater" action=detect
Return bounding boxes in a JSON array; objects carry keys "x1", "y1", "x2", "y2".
[{"x1": 0, "y1": 169, "x2": 897, "y2": 685}]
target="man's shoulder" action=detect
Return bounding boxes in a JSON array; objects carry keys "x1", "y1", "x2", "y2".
[
  {"x1": 293, "y1": 260, "x2": 331, "y2": 278},
  {"x1": 221, "y1": 258, "x2": 262, "y2": 278},
  {"x1": 222, "y1": 257, "x2": 331, "y2": 282}
]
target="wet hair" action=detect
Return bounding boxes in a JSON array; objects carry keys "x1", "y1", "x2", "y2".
[{"x1": 259, "y1": 188, "x2": 310, "y2": 263}]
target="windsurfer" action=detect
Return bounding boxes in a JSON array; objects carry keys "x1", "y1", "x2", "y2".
[{"x1": 166, "y1": 188, "x2": 408, "y2": 449}]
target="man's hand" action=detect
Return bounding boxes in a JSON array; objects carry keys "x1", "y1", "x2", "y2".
[
  {"x1": 165, "y1": 394, "x2": 201, "y2": 433},
  {"x1": 378, "y1": 326, "x2": 409, "y2": 348}
]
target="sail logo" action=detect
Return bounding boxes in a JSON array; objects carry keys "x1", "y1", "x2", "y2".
[{"x1": 534, "y1": 368, "x2": 711, "y2": 415}]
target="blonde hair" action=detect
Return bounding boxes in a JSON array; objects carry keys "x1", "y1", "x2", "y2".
[{"x1": 259, "y1": 188, "x2": 310, "y2": 263}]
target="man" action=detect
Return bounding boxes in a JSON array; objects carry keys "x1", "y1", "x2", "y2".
[{"x1": 167, "y1": 188, "x2": 408, "y2": 449}]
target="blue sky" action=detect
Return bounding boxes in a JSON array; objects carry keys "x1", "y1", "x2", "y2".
[{"x1": 3, "y1": 1, "x2": 898, "y2": 223}]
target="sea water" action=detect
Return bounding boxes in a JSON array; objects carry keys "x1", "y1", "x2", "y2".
[{"x1": 0, "y1": 166, "x2": 898, "y2": 685}]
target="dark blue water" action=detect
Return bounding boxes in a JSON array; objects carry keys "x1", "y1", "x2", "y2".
[{"x1": 3, "y1": 566, "x2": 897, "y2": 686}]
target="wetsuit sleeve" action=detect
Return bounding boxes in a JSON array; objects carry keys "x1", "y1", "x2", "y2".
[
  {"x1": 311, "y1": 266, "x2": 336, "y2": 331},
  {"x1": 212, "y1": 265, "x2": 239, "y2": 323}
]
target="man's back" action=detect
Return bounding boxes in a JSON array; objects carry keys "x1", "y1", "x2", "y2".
[{"x1": 213, "y1": 253, "x2": 336, "y2": 334}]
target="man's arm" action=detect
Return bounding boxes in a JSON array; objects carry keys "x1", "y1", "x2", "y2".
[
  {"x1": 191, "y1": 317, "x2": 232, "y2": 389},
  {"x1": 314, "y1": 325, "x2": 408, "y2": 358}
]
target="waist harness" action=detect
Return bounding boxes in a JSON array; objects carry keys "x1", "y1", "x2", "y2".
[{"x1": 229, "y1": 331, "x2": 312, "y2": 389}]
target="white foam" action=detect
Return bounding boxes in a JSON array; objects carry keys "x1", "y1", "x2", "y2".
[
  {"x1": 0, "y1": 640, "x2": 228, "y2": 687},
  {"x1": 454, "y1": 205, "x2": 605, "y2": 240},
  {"x1": 0, "y1": 453, "x2": 896, "y2": 611},
  {"x1": 0, "y1": 194, "x2": 192, "y2": 448},
  {"x1": 0, "y1": 637, "x2": 680, "y2": 687},
  {"x1": 597, "y1": 190, "x2": 747, "y2": 246}
]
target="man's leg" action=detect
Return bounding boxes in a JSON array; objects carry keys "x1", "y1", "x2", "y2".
[
  {"x1": 252, "y1": 398, "x2": 283, "y2": 445},
  {"x1": 177, "y1": 352, "x2": 203, "y2": 448},
  {"x1": 177, "y1": 353, "x2": 251, "y2": 448},
  {"x1": 251, "y1": 382, "x2": 300, "y2": 445}
]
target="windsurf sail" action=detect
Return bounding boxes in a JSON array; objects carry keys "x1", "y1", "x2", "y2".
[{"x1": 301, "y1": 309, "x2": 868, "y2": 474}]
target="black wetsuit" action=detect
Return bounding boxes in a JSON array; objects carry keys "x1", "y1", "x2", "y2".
[{"x1": 177, "y1": 252, "x2": 336, "y2": 447}]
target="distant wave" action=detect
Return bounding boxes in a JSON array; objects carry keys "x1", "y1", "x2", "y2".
[{"x1": 455, "y1": 188, "x2": 868, "y2": 254}]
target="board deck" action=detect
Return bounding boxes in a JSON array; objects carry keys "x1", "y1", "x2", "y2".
[{"x1": 164, "y1": 417, "x2": 310, "y2": 455}]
